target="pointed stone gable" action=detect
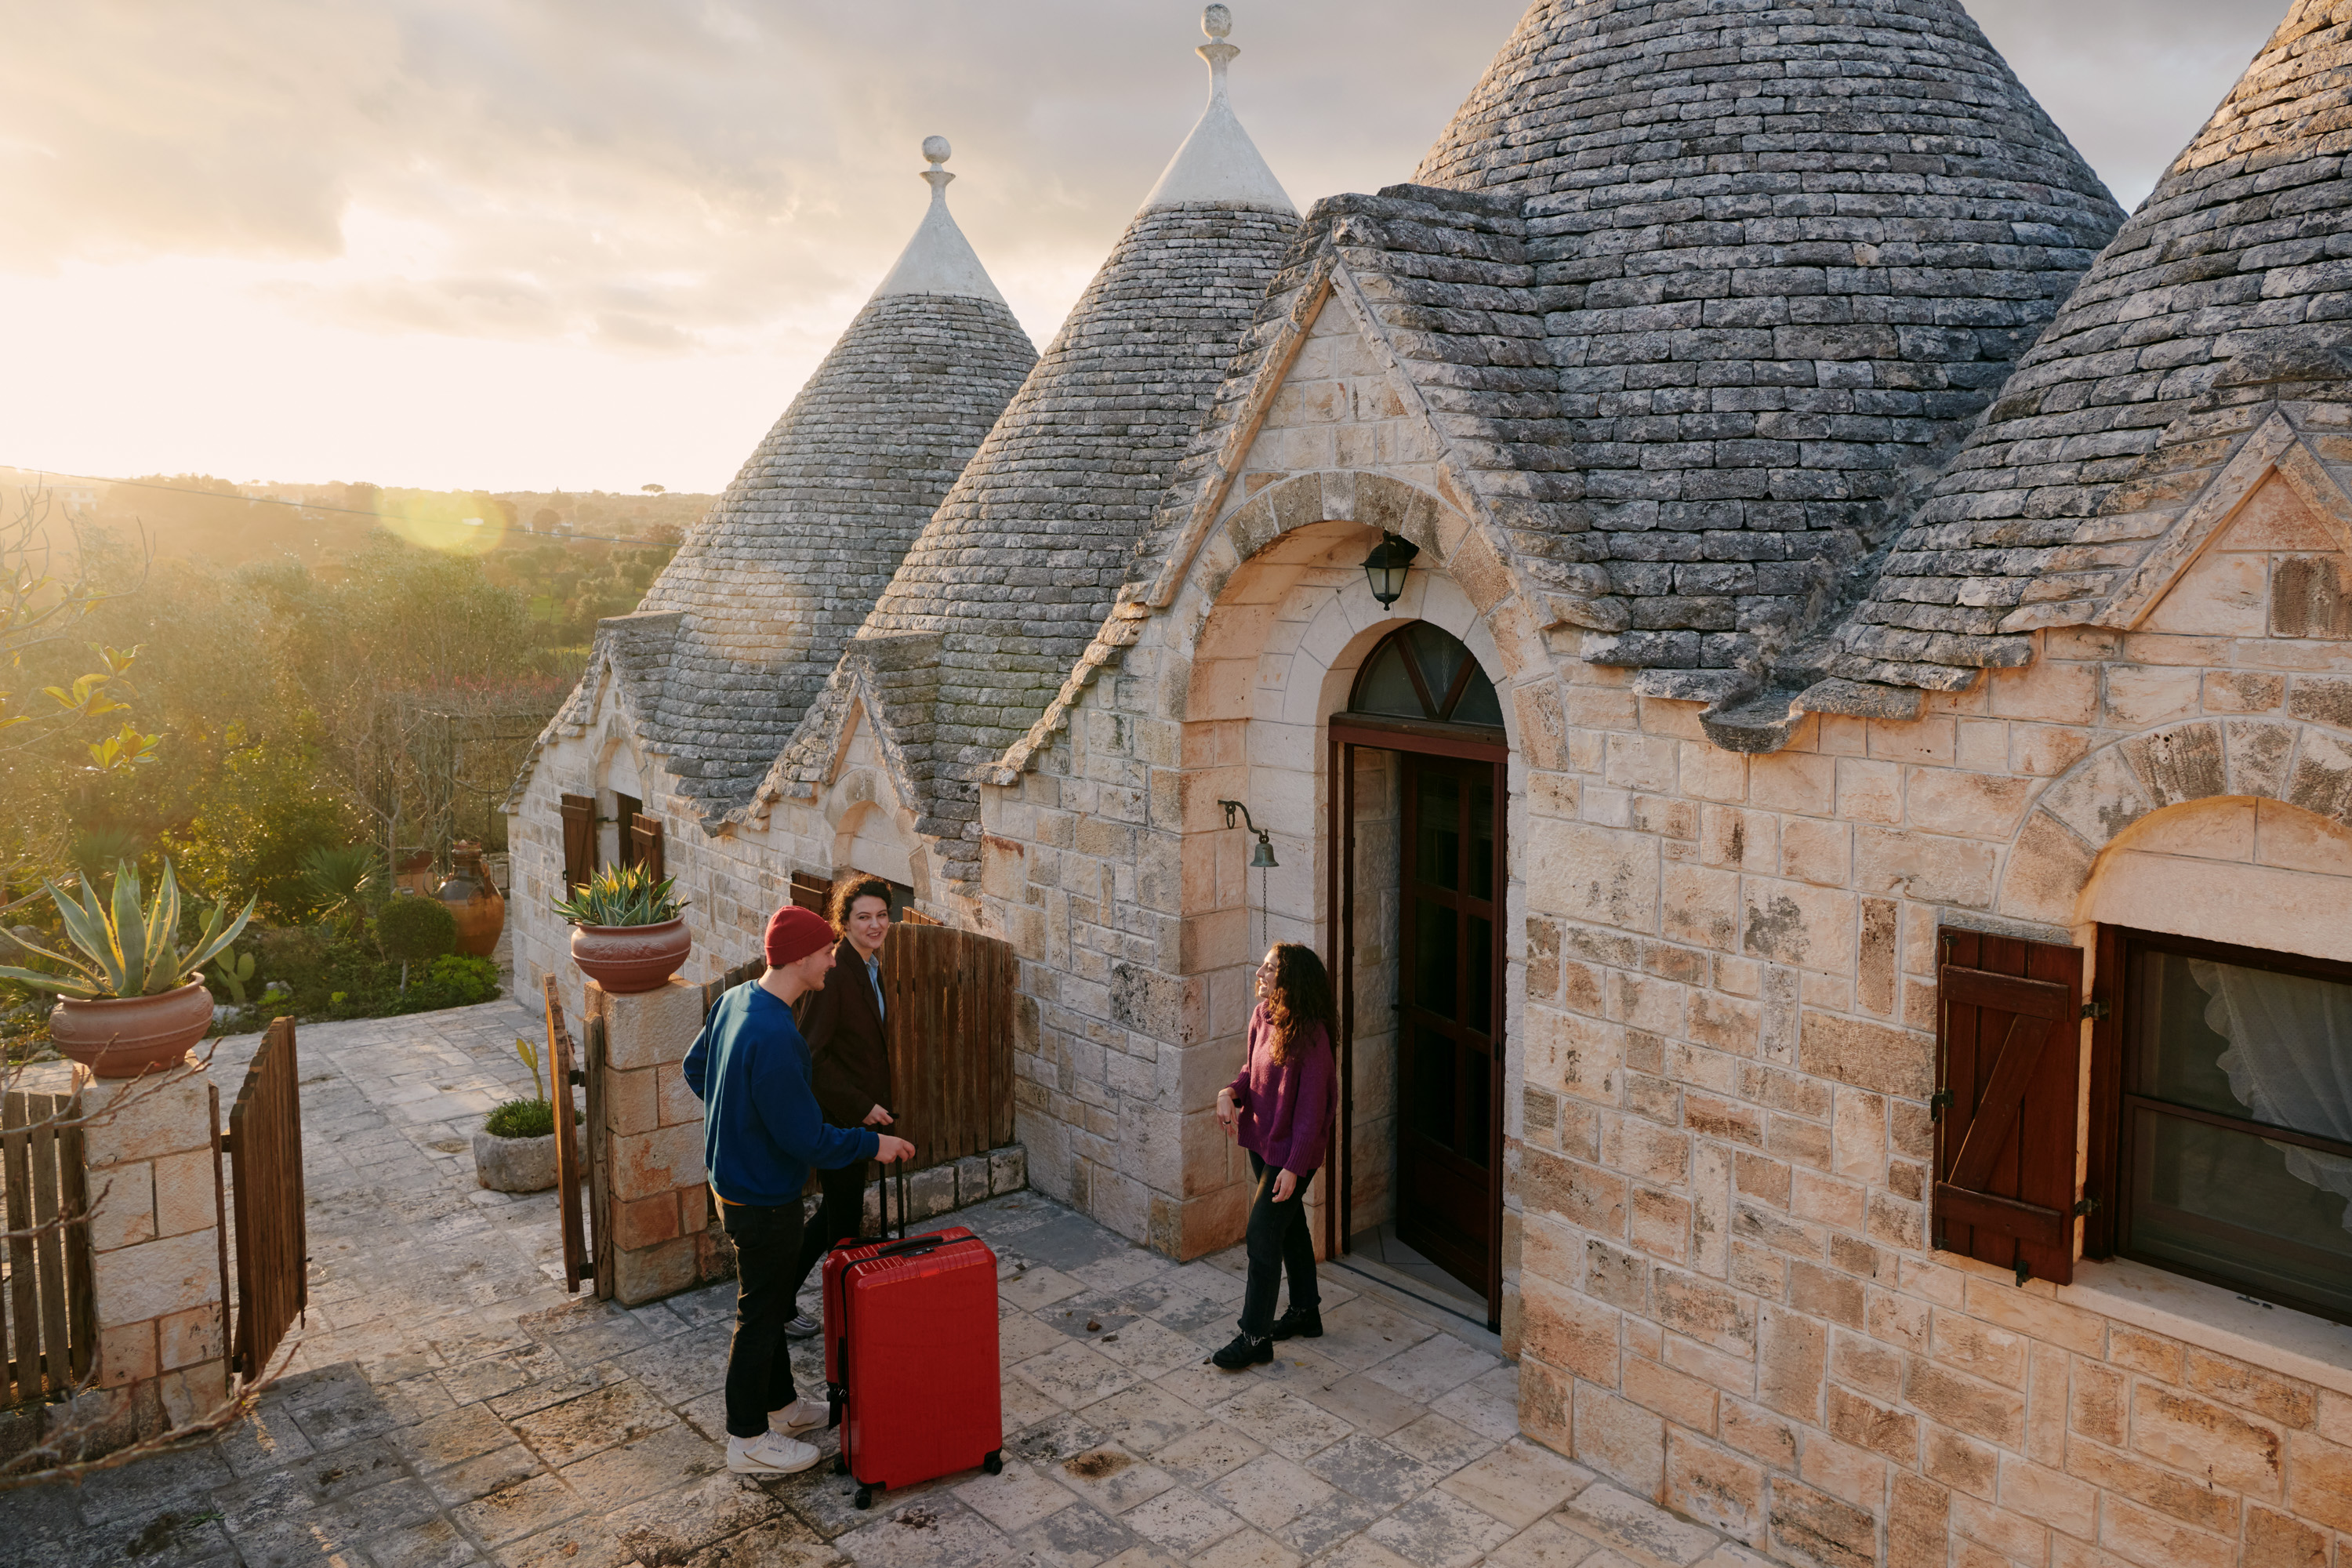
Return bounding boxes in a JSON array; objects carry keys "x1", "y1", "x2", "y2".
[
  {"x1": 1828, "y1": 0, "x2": 2352, "y2": 696},
  {"x1": 1403, "y1": 0, "x2": 2123, "y2": 677}
]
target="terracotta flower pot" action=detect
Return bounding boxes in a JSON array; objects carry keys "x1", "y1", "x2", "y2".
[
  {"x1": 570, "y1": 918, "x2": 690, "y2": 995},
  {"x1": 49, "y1": 981, "x2": 213, "y2": 1079},
  {"x1": 437, "y1": 842, "x2": 506, "y2": 959}
]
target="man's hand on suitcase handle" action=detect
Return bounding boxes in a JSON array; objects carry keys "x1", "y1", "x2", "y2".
[{"x1": 874, "y1": 1134, "x2": 916, "y2": 1163}]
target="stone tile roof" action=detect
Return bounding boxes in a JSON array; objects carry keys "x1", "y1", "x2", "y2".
[
  {"x1": 1826, "y1": 0, "x2": 2352, "y2": 693},
  {"x1": 1406, "y1": 0, "x2": 2125, "y2": 676},
  {"x1": 782, "y1": 200, "x2": 1299, "y2": 883},
  {"x1": 623, "y1": 289, "x2": 1035, "y2": 812}
]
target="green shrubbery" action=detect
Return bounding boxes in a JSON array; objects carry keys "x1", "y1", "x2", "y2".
[
  {"x1": 202, "y1": 916, "x2": 499, "y2": 1029},
  {"x1": 376, "y1": 895, "x2": 457, "y2": 963},
  {"x1": 484, "y1": 1098, "x2": 555, "y2": 1139}
]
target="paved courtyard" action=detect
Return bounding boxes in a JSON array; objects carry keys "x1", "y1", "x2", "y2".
[{"x1": 0, "y1": 1000, "x2": 1762, "y2": 1568}]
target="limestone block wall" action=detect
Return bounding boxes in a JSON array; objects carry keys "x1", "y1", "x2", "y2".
[
  {"x1": 79, "y1": 1062, "x2": 229, "y2": 1445},
  {"x1": 1510, "y1": 601, "x2": 2352, "y2": 1562}
]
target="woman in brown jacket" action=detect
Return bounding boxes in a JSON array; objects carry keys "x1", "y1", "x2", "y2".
[{"x1": 780, "y1": 876, "x2": 896, "y2": 1339}]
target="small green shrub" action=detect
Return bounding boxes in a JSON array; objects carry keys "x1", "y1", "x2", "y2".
[
  {"x1": 410, "y1": 955, "x2": 499, "y2": 1010},
  {"x1": 376, "y1": 896, "x2": 457, "y2": 964},
  {"x1": 484, "y1": 1098, "x2": 554, "y2": 1139}
]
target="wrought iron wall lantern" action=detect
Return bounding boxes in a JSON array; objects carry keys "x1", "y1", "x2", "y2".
[{"x1": 1363, "y1": 532, "x2": 1419, "y2": 606}]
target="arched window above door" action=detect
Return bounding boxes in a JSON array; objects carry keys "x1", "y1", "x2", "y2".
[{"x1": 1349, "y1": 623, "x2": 1504, "y2": 728}]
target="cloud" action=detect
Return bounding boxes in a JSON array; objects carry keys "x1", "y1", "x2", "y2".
[{"x1": 0, "y1": 0, "x2": 2302, "y2": 490}]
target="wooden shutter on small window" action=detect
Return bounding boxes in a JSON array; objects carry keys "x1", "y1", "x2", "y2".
[
  {"x1": 789, "y1": 870, "x2": 833, "y2": 915},
  {"x1": 1935, "y1": 927, "x2": 2085, "y2": 1286},
  {"x1": 560, "y1": 794, "x2": 597, "y2": 891},
  {"x1": 631, "y1": 817, "x2": 665, "y2": 882}
]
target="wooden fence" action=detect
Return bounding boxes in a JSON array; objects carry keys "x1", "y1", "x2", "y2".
[{"x1": 0, "y1": 1092, "x2": 94, "y2": 1406}]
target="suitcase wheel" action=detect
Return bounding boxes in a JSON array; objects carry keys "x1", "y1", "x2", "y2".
[
  {"x1": 832, "y1": 1456, "x2": 847, "y2": 1476},
  {"x1": 983, "y1": 1450, "x2": 1004, "y2": 1476},
  {"x1": 855, "y1": 1485, "x2": 876, "y2": 1511}
]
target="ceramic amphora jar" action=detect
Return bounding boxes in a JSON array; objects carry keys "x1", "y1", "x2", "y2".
[{"x1": 437, "y1": 841, "x2": 506, "y2": 959}]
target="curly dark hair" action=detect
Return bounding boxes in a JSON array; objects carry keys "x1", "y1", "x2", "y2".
[
  {"x1": 1260, "y1": 942, "x2": 1334, "y2": 1065},
  {"x1": 828, "y1": 875, "x2": 894, "y2": 931}
]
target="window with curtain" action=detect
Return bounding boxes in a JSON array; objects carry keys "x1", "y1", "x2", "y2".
[{"x1": 2116, "y1": 931, "x2": 2352, "y2": 1324}]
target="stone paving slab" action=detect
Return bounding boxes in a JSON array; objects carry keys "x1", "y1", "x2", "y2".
[{"x1": 0, "y1": 1000, "x2": 1758, "y2": 1568}]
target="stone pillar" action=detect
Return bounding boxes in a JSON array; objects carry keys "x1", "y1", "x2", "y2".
[
  {"x1": 77, "y1": 1059, "x2": 228, "y2": 1440},
  {"x1": 590, "y1": 978, "x2": 727, "y2": 1305}
]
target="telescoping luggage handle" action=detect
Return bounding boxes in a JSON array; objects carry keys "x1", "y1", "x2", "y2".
[{"x1": 826, "y1": 1148, "x2": 912, "y2": 1433}]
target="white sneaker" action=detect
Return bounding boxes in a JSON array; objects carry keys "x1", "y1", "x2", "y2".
[
  {"x1": 728, "y1": 1432, "x2": 822, "y2": 1475},
  {"x1": 770, "y1": 1396, "x2": 829, "y2": 1433}
]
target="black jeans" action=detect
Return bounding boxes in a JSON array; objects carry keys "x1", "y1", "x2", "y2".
[
  {"x1": 720, "y1": 1194, "x2": 806, "y2": 1439},
  {"x1": 1239, "y1": 1151, "x2": 1319, "y2": 1338},
  {"x1": 786, "y1": 1160, "x2": 870, "y2": 1301}
]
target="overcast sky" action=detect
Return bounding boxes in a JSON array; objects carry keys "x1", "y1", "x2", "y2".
[{"x1": 0, "y1": 1, "x2": 2292, "y2": 495}]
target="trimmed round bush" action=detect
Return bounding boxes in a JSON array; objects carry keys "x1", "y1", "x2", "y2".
[{"x1": 376, "y1": 895, "x2": 457, "y2": 964}]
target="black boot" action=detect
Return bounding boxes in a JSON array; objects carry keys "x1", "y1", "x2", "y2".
[
  {"x1": 1269, "y1": 1306, "x2": 1323, "y2": 1341},
  {"x1": 1210, "y1": 1331, "x2": 1272, "y2": 1370}
]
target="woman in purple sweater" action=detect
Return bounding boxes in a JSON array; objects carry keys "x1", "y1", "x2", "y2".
[{"x1": 1212, "y1": 942, "x2": 1338, "y2": 1370}]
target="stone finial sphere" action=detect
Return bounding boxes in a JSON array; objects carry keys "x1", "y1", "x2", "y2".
[
  {"x1": 922, "y1": 135, "x2": 952, "y2": 164},
  {"x1": 1203, "y1": 5, "x2": 1232, "y2": 39}
]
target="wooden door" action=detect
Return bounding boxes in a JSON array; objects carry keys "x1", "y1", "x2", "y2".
[{"x1": 1394, "y1": 753, "x2": 1502, "y2": 1295}]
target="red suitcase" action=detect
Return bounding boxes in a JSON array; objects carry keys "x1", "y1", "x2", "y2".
[{"x1": 822, "y1": 1167, "x2": 1003, "y2": 1508}]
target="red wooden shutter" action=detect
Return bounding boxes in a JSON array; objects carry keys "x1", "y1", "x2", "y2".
[
  {"x1": 1935, "y1": 927, "x2": 2085, "y2": 1286},
  {"x1": 560, "y1": 794, "x2": 597, "y2": 891},
  {"x1": 631, "y1": 817, "x2": 665, "y2": 882},
  {"x1": 789, "y1": 870, "x2": 834, "y2": 915}
]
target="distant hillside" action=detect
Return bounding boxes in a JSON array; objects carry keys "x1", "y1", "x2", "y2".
[{"x1": 0, "y1": 468, "x2": 718, "y2": 569}]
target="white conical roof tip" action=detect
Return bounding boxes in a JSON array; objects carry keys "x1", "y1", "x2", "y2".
[
  {"x1": 872, "y1": 136, "x2": 1008, "y2": 306},
  {"x1": 1140, "y1": 6, "x2": 1294, "y2": 216}
]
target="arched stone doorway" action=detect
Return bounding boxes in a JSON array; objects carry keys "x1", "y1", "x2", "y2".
[{"x1": 1330, "y1": 622, "x2": 1509, "y2": 1321}]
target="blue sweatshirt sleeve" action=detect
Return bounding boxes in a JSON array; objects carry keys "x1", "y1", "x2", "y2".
[
  {"x1": 752, "y1": 1034, "x2": 880, "y2": 1171},
  {"x1": 683, "y1": 1009, "x2": 713, "y2": 1101}
]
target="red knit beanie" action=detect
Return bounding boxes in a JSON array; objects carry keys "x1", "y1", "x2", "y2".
[{"x1": 764, "y1": 906, "x2": 834, "y2": 968}]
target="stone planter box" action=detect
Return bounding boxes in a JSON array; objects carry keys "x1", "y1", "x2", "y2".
[{"x1": 473, "y1": 1130, "x2": 557, "y2": 1193}]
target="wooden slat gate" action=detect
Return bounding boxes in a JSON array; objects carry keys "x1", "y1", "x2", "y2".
[
  {"x1": 0, "y1": 1091, "x2": 95, "y2": 1406},
  {"x1": 543, "y1": 975, "x2": 601, "y2": 1297},
  {"x1": 212, "y1": 1017, "x2": 309, "y2": 1380},
  {"x1": 884, "y1": 921, "x2": 1017, "y2": 1169}
]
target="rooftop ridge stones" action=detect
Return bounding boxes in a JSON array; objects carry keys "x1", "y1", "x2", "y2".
[
  {"x1": 1402, "y1": 0, "x2": 2125, "y2": 677},
  {"x1": 1824, "y1": 0, "x2": 2352, "y2": 695},
  {"x1": 873, "y1": 137, "x2": 1009, "y2": 305},
  {"x1": 1139, "y1": 5, "x2": 1295, "y2": 216}
]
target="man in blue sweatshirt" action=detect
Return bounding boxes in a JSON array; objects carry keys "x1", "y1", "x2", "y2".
[{"x1": 684, "y1": 903, "x2": 914, "y2": 1475}]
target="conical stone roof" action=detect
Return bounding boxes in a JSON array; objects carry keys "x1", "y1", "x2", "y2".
[
  {"x1": 1829, "y1": 0, "x2": 2352, "y2": 691},
  {"x1": 819, "y1": 7, "x2": 1298, "y2": 884},
  {"x1": 632, "y1": 142, "x2": 1036, "y2": 811},
  {"x1": 1410, "y1": 0, "x2": 2126, "y2": 677}
]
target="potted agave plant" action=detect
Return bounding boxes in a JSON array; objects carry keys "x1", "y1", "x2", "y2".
[
  {"x1": 552, "y1": 863, "x2": 689, "y2": 996},
  {"x1": 0, "y1": 861, "x2": 256, "y2": 1077}
]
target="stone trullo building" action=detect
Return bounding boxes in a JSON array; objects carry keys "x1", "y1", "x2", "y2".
[{"x1": 515, "y1": 2, "x2": 2352, "y2": 1561}]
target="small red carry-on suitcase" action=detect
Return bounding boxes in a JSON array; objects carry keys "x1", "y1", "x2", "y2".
[{"x1": 822, "y1": 1163, "x2": 1003, "y2": 1508}]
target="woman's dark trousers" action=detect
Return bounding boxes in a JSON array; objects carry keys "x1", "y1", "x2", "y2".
[
  {"x1": 1239, "y1": 1150, "x2": 1319, "y2": 1338},
  {"x1": 786, "y1": 1160, "x2": 870, "y2": 1300},
  {"x1": 719, "y1": 1196, "x2": 805, "y2": 1439}
]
